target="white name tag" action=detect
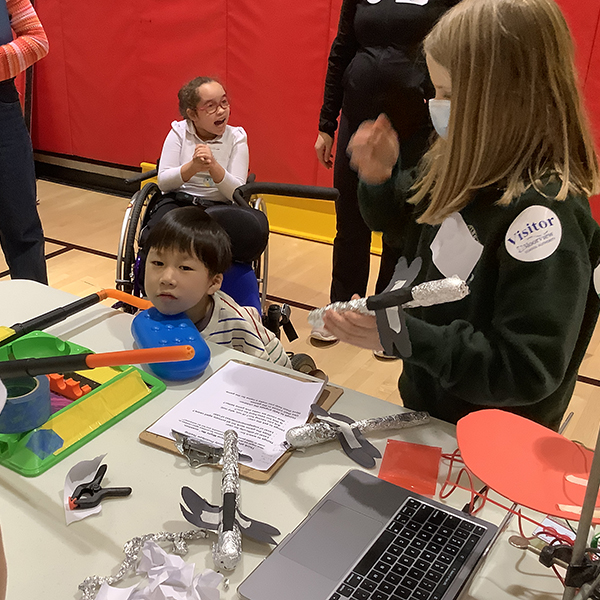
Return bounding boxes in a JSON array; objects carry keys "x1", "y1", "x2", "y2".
[
  {"x1": 504, "y1": 206, "x2": 562, "y2": 262},
  {"x1": 430, "y1": 213, "x2": 483, "y2": 280}
]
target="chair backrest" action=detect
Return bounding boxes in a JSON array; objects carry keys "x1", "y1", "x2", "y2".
[
  {"x1": 220, "y1": 262, "x2": 262, "y2": 313},
  {"x1": 205, "y1": 205, "x2": 269, "y2": 264},
  {"x1": 205, "y1": 204, "x2": 268, "y2": 314}
]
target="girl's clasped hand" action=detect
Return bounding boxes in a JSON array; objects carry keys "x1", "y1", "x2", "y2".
[{"x1": 192, "y1": 143, "x2": 214, "y2": 168}]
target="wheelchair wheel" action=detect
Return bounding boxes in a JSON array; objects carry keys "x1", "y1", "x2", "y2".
[
  {"x1": 116, "y1": 182, "x2": 162, "y2": 300},
  {"x1": 290, "y1": 353, "x2": 317, "y2": 374}
]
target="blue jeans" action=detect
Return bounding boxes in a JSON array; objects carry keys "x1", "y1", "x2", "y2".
[{"x1": 0, "y1": 79, "x2": 47, "y2": 283}]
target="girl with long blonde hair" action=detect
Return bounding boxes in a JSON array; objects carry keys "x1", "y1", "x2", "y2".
[{"x1": 324, "y1": 0, "x2": 600, "y2": 430}]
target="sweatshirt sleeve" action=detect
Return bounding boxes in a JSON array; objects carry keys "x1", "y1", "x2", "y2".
[
  {"x1": 157, "y1": 127, "x2": 185, "y2": 192},
  {"x1": 1, "y1": 0, "x2": 48, "y2": 81},
  {"x1": 357, "y1": 161, "x2": 417, "y2": 248},
  {"x1": 318, "y1": 0, "x2": 359, "y2": 137},
  {"x1": 214, "y1": 127, "x2": 249, "y2": 201},
  {"x1": 403, "y1": 197, "x2": 600, "y2": 407}
]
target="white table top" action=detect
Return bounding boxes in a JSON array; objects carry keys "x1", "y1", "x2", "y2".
[{"x1": 0, "y1": 280, "x2": 564, "y2": 599}]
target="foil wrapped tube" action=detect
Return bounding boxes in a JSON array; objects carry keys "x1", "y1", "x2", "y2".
[
  {"x1": 307, "y1": 275, "x2": 469, "y2": 328},
  {"x1": 285, "y1": 411, "x2": 430, "y2": 449},
  {"x1": 402, "y1": 275, "x2": 469, "y2": 308},
  {"x1": 221, "y1": 429, "x2": 239, "y2": 496},
  {"x1": 212, "y1": 429, "x2": 242, "y2": 571},
  {"x1": 214, "y1": 527, "x2": 243, "y2": 572},
  {"x1": 307, "y1": 298, "x2": 371, "y2": 329}
]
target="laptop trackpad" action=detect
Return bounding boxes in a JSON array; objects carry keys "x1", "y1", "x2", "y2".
[{"x1": 280, "y1": 500, "x2": 384, "y2": 580}]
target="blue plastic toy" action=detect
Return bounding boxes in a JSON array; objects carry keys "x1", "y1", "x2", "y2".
[{"x1": 131, "y1": 308, "x2": 210, "y2": 381}]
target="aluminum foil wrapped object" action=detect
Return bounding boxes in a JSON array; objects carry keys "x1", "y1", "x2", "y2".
[
  {"x1": 212, "y1": 429, "x2": 242, "y2": 571},
  {"x1": 307, "y1": 275, "x2": 469, "y2": 328},
  {"x1": 78, "y1": 529, "x2": 208, "y2": 600},
  {"x1": 307, "y1": 298, "x2": 374, "y2": 328},
  {"x1": 402, "y1": 275, "x2": 469, "y2": 308},
  {"x1": 286, "y1": 411, "x2": 430, "y2": 449}
]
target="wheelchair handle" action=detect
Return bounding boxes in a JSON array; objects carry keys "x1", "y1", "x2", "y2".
[
  {"x1": 232, "y1": 182, "x2": 339, "y2": 207},
  {"x1": 124, "y1": 169, "x2": 158, "y2": 186}
]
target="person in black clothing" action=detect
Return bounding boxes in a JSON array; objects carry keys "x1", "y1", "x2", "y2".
[
  {"x1": 323, "y1": 0, "x2": 600, "y2": 430},
  {"x1": 313, "y1": 0, "x2": 459, "y2": 342}
]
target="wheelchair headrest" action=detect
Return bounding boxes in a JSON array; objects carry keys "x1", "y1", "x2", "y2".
[{"x1": 205, "y1": 205, "x2": 269, "y2": 264}]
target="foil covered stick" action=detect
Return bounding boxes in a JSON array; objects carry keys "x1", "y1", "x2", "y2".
[
  {"x1": 308, "y1": 275, "x2": 469, "y2": 328},
  {"x1": 286, "y1": 411, "x2": 430, "y2": 449},
  {"x1": 212, "y1": 429, "x2": 242, "y2": 571}
]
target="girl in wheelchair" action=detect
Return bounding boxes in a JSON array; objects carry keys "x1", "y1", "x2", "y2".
[
  {"x1": 134, "y1": 75, "x2": 267, "y2": 312},
  {"x1": 144, "y1": 206, "x2": 292, "y2": 368},
  {"x1": 157, "y1": 76, "x2": 248, "y2": 204}
]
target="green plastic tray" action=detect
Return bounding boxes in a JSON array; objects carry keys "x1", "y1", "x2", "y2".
[{"x1": 0, "y1": 332, "x2": 165, "y2": 476}]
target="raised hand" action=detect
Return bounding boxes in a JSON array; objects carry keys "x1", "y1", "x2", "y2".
[{"x1": 347, "y1": 114, "x2": 399, "y2": 184}]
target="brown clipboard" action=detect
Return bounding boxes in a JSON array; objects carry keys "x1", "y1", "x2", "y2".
[{"x1": 139, "y1": 359, "x2": 343, "y2": 482}]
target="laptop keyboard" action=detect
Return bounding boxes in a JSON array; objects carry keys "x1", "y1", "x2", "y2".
[{"x1": 328, "y1": 497, "x2": 487, "y2": 600}]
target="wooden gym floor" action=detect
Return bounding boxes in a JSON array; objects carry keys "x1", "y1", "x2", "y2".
[{"x1": 2, "y1": 179, "x2": 600, "y2": 448}]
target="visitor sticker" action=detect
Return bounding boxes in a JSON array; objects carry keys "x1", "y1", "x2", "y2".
[{"x1": 505, "y1": 206, "x2": 562, "y2": 262}]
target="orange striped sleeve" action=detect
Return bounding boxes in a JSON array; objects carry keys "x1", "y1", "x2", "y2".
[{"x1": 0, "y1": 0, "x2": 48, "y2": 81}]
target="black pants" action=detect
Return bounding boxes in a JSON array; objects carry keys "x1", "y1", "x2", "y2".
[
  {"x1": 0, "y1": 79, "x2": 47, "y2": 283},
  {"x1": 330, "y1": 113, "x2": 430, "y2": 302}
]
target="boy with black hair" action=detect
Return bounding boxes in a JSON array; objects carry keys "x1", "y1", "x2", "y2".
[{"x1": 144, "y1": 206, "x2": 292, "y2": 368}]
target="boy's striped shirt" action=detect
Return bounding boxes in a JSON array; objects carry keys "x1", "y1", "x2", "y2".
[{"x1": 202, "y1": 290, "x2": 292, "y2": 368}]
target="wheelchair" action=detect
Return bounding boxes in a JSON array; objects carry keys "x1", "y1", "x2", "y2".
[{"x1": 115, "y1": 168, "x2": 338, "y2": 374}]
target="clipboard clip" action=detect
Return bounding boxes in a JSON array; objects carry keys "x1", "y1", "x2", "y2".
[{"x1": 172, "y1": 430, "x2": 251, "y2": 468}]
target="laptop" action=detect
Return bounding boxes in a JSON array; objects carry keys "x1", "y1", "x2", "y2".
[{"x1": 238, "y1": 470, "x2": 498, "y2": 600}]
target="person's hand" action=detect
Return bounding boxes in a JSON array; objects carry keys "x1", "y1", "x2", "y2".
[
  {"x1": 315, "y1": 131, "x2": 334, "y2": 169},
  {"x1": 322, "y1": 295, "x2": 384, "y2": 351},
  {"x1": 192, "y1": 143, "x2": 214, "y2": 170},
  {"x1": 347, "y1": 114, "x2": 399, "y2": 184}
]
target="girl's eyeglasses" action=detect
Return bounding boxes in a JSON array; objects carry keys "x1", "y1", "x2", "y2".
[{"x1": 197, "y1": 97, "x2": 230, "y2": 116}]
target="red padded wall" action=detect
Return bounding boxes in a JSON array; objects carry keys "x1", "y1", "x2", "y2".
[
  {"x1": 555, "y1": 0, "x2": 600, "y2": 220},
  {"x1": 29, "y1": 0, "x2": 598, "y2": 195},
  {"x1": 31, "y1": 0, "x2": 342, "y2": 187}
]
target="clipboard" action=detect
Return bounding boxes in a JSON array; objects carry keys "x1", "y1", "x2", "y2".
[{"x1": 139, "y1": 359, "x2": 343, "y2": 482}]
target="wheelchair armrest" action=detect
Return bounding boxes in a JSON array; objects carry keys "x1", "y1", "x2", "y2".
[
  {"x1": 232, "y1": 182, "x2": 339, "y2": 207},
  {"x1": 124, "y1": 169, "x2": 158, "y2": 186}
]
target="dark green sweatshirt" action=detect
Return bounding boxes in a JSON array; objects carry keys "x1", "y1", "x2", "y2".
[{"x1": 359, "y1": 168, "x2": 600, "y2": 429}]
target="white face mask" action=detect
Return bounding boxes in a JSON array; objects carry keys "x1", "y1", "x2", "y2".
[{"x1": 428, "y1": 99, "x2": 451, "y2": 139}]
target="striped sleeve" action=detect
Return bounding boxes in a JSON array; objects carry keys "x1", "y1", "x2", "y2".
[
  {"x1": 237, "y1": 305, "x2": 293, "y2": 368},
  {"x1": 1, "y1": 0, "x2": 48, "y2": 81},
  {"x1": 206, "y1": 294, "x2": 293, "y2": 368}
]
